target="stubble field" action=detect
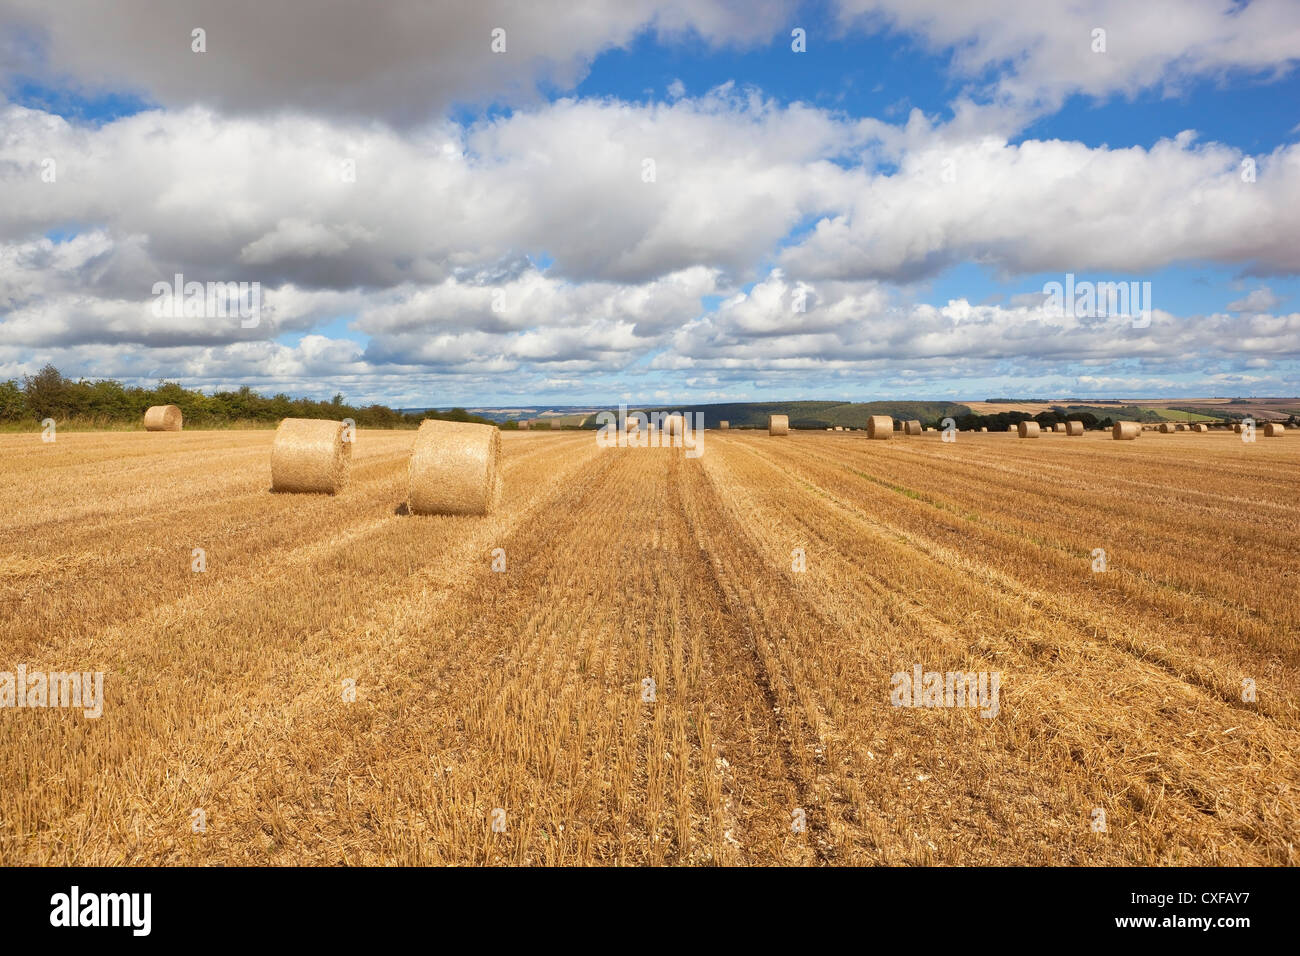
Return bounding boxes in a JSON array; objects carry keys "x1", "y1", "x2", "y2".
[{"x1": 1, "y1": 427, "x2": 1297, "y2": 865}]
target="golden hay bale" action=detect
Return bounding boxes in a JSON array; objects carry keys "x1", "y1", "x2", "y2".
[
  {"x1": 866, "y1": 415, "x2": 893, "y2": 440},
  {"x1": 979, "y1": 426, "x2": 988, "y2": 432},
  {"x1": 1053, "y1": 422, "x2": 1067, "y2": 433},
  {"x1": 143, "y1": 404, "x2": 182, "y2": 431},
  {"x1": 1265, "y1": 423, "x2": 1286, "y2": 437},
  {"x1": 719, "y1": 420, "x2": 729, "y2": 431},
  {"x1": 1018, "y1": 421, "x2": 1041, "y2": 438},
  {"x1": 1192, "y1": 423, "x2": 1208, "y2": 432},
  {"x1": 665, "y1": 413, "x2": 685, "y2": 437},
  {"x1": 903, "y1": 419, "x2": 922, "y2": 435},
  {"x1": 1159, "y1": 422, "x2": 1176, "y2": 433},
  {"x1": 1065, "y1": 421, "x2": 1084, "y2": 436},
  {"x1": 769, "y1": 414, "x2": 789, "y2": 436},
  {"x1": 1233, "y1": 423, "x2": 1244, "y2": 433},
  {"x1": 835, "y1": 426, "x2": 844, "y2": 431},
  {"x1": 1113, "y1": 421, "x2": 1141, "y2": 440},
  {"x1": 1175, "y1": 423, "x2": 1188, "y2": 432},
  {"x1": 408, "y1": 419, "x2": 501, "y2": 516},
  {"x1": 271, "y1": 418, "x2": 352, "y2": 494}
]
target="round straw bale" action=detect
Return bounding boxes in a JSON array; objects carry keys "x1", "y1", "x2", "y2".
[
  {"x1": 769, "y1": 414, "x2": 789, "y2": 436},
  {"x1": 866, "y1": 415, "x2": 893, "y2": 440},
  {"x1": 665, "y1": 413, "x2": 685, "y2": 437},
  {"x1": 1175, "y1": 423, "x2": 1188, "y2": 431},
  {"x1": 1017, "y1": 421, "x2": 1041, "y2": 438},
  {"x1": 1112, "y1": 421, "x2": 1141, "y2": 440},
  {"x1": 719, "y1": 420, "x2": 729, "y2": 431},
  {"x1": 1053, "y1": 422, "x2": 1067, "y2": 433},
  {"x1": 271, "y1": 418, "x2": 352, "y2": 494},
  {"x1": 1192, "y1": 423, "x2": 1208, "y2": 432},
  {"x1": 1065, "y1": 421, "x2": 1084, "y2": 436},
  {"x1": 1233, "y1": 423, "x2": 1244, "y2": 433},
  {"x1": 408, "y1": 419, "x2": 501, "y2": 516},
  {"x1": 979, "y1": 426, "x2": 988, "y2": 432},
  {"x1": 1159, "y1": 422, "x2": 1176, "y2": 433},
  {"x1": 904, "y1": 420, "x2": 922, "y2": 435},
  {"x1": 143, "y1": 404, "x2": 182, "y2": 431},
  {"x1": 1265, "y1": 423, "x2": 1286, "y2": 437}
]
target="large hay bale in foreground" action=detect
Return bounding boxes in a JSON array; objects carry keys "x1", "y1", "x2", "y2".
[
  {"x1": 768, "y1": 414, "x2": 789, "y2": 436},
  {"x1": 1017, "y1": 421, "x2": 1041, "y2": 438},
  {"x1": 408, "y1": 419, "x2": 501, "y2": 516},
  {"x1": 1265, "y1": 423, "x2": 1286, "y2": 437},
  {"x1": 1113, "y1": 421, "x2": 1141, "y2": 440},
  {"x1": 271, "y1": 418, "x2": 352, "y2": 494},
  {"x1": 866, "y1": 415, "x2": 893, "y2": 440},
  {"x1": 1065, "y1": 421, "x2": 1084, "y2": 436},
  {"x1": 143, "y1": 404, "x2": 182, "y2": 431},
  {"x1": 903, "y1": 420, "x2": 922, "y2": 435}
]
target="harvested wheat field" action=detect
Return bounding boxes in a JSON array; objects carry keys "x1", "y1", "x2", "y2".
[{"x1": 1, "y1": 427, "x2": 1297, "y2": 866}]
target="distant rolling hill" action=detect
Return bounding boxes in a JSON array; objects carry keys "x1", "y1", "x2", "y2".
[{"x1": 578, "y1": 401, "x2": 974, "y2": 429}]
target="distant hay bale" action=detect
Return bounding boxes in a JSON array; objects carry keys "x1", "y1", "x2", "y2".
[
  {"x1": 408, "y1": 419, "x2": 501, "y2": 516},
  {"x1": 1233, "y1": 423, "x2": 1244, "y2": 433},
  {"x1": 1066, "y1": 421, "x2": 1084, "y2": 436},
  {"x1": 143, "y1": 404, "x2": 182, "y2": 431},
  {"x1": 979, "y1": 426, "x2": 988, "y2": 432},
  {"x1": 866, "y1": 415, "x2": 893, "y2": 440},
  {"x1": 904, "y1": 420, "x2": 922, "y2": 435},
  {"x1": 1175, "y1": 423, "x2": 1188, "y2": 432},
  {"x1": 719, "y1": 420, "x2": 729, "y2": 431},
  {"x1": 768, "y1": 414, "x2": 789, "y2": 436},
  {"x1": 1052, "y1": 422, "x2": 1066, "y2": 433},
  {"x1": 1192, "y1": 423, "x2": 1208, "y2": 432},
  {"x1": 1265, "y1": 423, "x2": 1286, "y2": 437},
  {"x1": 271, "y1": 418, "x2": 352, "y2": 494},
  {"x1": 665, "y1": 413, "x2": 685, "y2": 439},
  {"x1": 1017, "y1": 421, "x2": 1041, "y2": 438},
  {"x1": 1159, "y1": 422, "x2": 1176, "y2": 433},
  {"x1": 1113, "y1": 421, "x2": 1141, "y2": 440},
  {"x1": 835, "y1": 426, "x2": 844, "y2": 431},
  {"x1": 518, "y1": 419, "x2": 531, "y2": 430}
]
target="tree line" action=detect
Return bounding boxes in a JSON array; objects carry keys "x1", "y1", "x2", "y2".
[{"x1": 0, "y1": 365, "x2": 492, "y2": 429}]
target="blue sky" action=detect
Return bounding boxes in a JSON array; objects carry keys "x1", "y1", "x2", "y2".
[{"x1": 1, "y1": 1, "x2": 1297, "y2": 406}]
